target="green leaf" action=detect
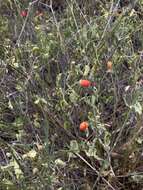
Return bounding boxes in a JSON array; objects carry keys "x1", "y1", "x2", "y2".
[
  {"x1": 55, "y1": 159, "x2": 66, "y2": 167},
  {"x1": 86, "y1": 144, "x2": 97, "y2": 157},
  {"x1": 70, "y1": 140, "x2": 79, "y2": 152},
  {"x1": 69, "y1": 90, "x2": 79, "y2": 103},
  {"x1": 34, "y1": 97, "x2": 47, "y2": 105},
  {"x1": 104, "y1": 131, "x2": 111, "y2": 146},
  {"x1": 83, "y1": 65, "x2": 90, "y2": 76},
  {"x1": 132, "y1": 174, "x2": 143, "y2": 183},
  {"x1": 69, "y1": 140, "x2": 79, "y2": 158},
  {"x1": 13, "y1": 160, "x2": 23, "y2": 180},
  {"x1": 131, "y1": 101, "x2": 142, "y2": 115},
  {"x1": 23, "y1": 149, "x2": 37, "y2": 160},
  {"x1": 1, "y1": 179, "x2": 15, "y2": 189},
  {"x1": 136, "y1": 137, "x2": 143, "y2": 144}
]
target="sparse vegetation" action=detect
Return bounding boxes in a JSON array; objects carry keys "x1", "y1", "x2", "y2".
[{"x1": 0, "y1": 0, "x2": 143, "y2": 189}]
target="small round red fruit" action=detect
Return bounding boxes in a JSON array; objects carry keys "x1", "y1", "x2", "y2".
[
  {"x1": 107, "y1": 61, "x2": 112, "y2": 71},
  {"x1": 79, "y1": 79, "x2": 91, "y2": 87},
  {"x1": 20, "y1": 10, "x2": 27, "y2": 17},
  {"x1": 79, "y1": 121, "x2": 89, "y2": 131}
]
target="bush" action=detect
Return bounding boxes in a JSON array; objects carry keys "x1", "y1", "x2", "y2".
[{"x1": 0, "y1": 0, "x2": 143, "y2": 189}]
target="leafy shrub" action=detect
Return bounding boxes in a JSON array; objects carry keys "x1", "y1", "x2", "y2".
[{"x1": 0, "y1": 0, "x2": 143, "y2": 189}]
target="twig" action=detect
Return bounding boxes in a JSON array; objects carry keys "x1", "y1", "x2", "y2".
[
  {"x1": 73, "y1": 152, "x2": 116, "y2": 190},
  {"x1": 16, "y1": 0, "x2": 39, "y2": 46}
]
